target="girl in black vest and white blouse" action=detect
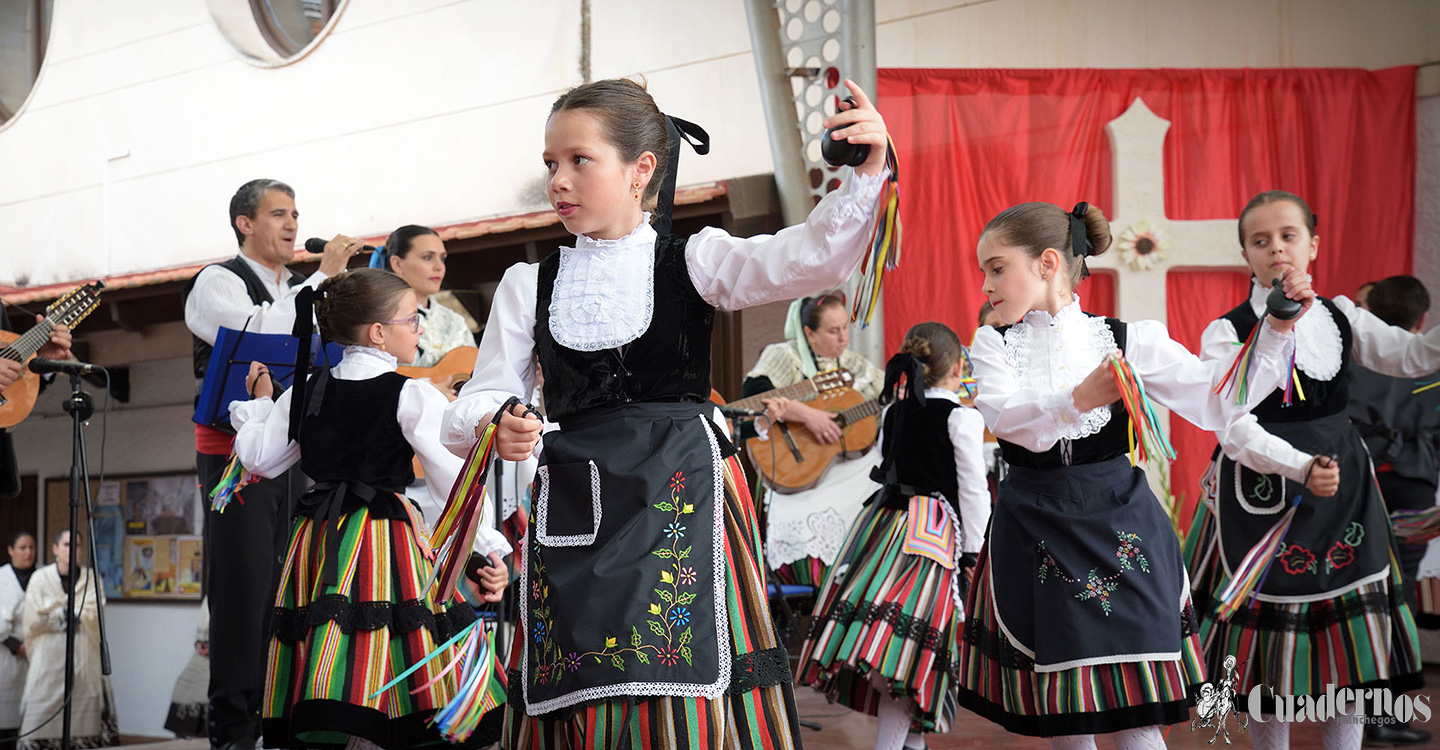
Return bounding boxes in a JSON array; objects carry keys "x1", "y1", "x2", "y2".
[
  {"x1": 958, "y1": 201, "x2": 1308, "y2": 750},
  {"x1": 1189, "y1": 191, "x2": 1440, "y2": 750}
]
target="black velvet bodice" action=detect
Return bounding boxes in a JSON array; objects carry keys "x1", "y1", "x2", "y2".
[
  {"x1": 1221, "y1": 296, "x2": 1352, "y2": 423},
  {"x1": 996, "y1": 317, "x2": 1131, "y2": 469},
  {"x1": 871, "y1": 398, "x2": 961, "y2": 508},
  {"x1": 535, "y1": 234, "x2": 715, "y2": 423},
  {"x1": 298, "y1": 372, "x2": 414, "y2": 493}
]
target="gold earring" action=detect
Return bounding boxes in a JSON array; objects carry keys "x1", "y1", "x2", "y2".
[{"x1": 633, "y1": 181, "x2": 642, "y2": 202}]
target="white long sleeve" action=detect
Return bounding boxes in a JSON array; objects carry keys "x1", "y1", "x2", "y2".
[
  {"x1": 971, "y1": 301, "x2": 1292, "y2": 454},
  {"x1": 1337, "y1": 295, "x2": 1440, "y2": 377},
  {"x1": 949, "y1": 405, "x2": 990, "y2": 555},
  {"x1": 1202, "y1": 317, "x2": 1313, "y2": 481},
  {"x1": 442, "y1": 168, "x2": 888, "y2": 454},
  {"x1": 183, "y1": 253, "x2": 328, "y2": 345}
]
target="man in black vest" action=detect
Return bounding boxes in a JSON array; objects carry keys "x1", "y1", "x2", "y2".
[
  {"x1": 0, "y1": 305, "x2": 72, "y2": 499},
  {"x1": 183, "y1": 178, "x2": 359, "y2": 750}
]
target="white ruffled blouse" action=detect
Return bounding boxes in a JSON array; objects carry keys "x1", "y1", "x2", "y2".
[
  {"x1": 441, "y1": 166, "x2": 888, "y2": 454},
  {"x1": 1204, "y1": 281, "x2": 1440, "y2": 482},
  {"x1": 969, "y1": 296, "x2": 1294, "y2": 454}
]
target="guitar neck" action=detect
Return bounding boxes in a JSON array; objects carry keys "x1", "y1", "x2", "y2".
[
  {"x1": 727, "y1": 379, "x2": 820, "y2": 411},
  {"x1": 837, "y1": 399, "x2": 883, "y2": 426},
  {"x1": 0, "y1": 320, "x2": 55, "y2": 362}
]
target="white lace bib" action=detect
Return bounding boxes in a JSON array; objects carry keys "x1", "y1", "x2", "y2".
[
  {"x1": 549, "y1": 220, "x2": 657, "y2": 352},
  {"x1": 1245, "y1": 282, "x2": 1342, "y2": 381},
  {"x1": 1002, "y1": 299, "x2": 1120, "y2": 441}
]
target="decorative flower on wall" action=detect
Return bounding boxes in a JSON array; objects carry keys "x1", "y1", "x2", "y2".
[{"x1": 1117, "y1": 219, "x2": 1171, "y2": 271}]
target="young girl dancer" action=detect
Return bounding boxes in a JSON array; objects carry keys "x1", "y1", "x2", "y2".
[
  {"x1": 1189, "y1": 191, "x2": 1438, "y2": 750},
  {"x1": 957, "y1": 201, "x2": 1310, "y2": 749},
  {"x1": 798, "y1": 321, "x2": 990, "y2": 750},
  {"x1": 232, "y1": 268, "x2": 510, "y2": 749},
  {"x1": 440, "y1": 77, "x2": 892, "y2": 749}
]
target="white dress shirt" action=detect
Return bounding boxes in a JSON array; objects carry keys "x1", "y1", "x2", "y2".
[
  {"x1": 184, "y1": 252, "x2": 328, "y2": 346},
  {"x1": 441, "y1": 166, "x2": 888, "y2": 455},
  {"x1": 925, "y1": 387, "x2": 991, "y2": 555},
  {"x1": 229, "y1": 346, "x2": 510, "y2": 558},
  {"x1": 1205, "y1": 282, "x2": 1440, "y2": 482}
]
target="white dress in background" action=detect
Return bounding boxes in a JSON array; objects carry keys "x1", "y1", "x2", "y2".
[
  {"x1": 0, "y1": 564, "x2": 28, "y2": 730},
  {"x1": 18, "y1": 565, "x2": 117, "y2": 750}
]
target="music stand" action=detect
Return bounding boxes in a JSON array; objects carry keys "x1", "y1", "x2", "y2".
[{"x1": 194, "y1": 325, "x2": 345, "y2": 429}]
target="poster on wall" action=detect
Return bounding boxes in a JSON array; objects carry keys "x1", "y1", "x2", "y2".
[{"x1": 46, "y1": 472, "x2": 205, "y2": 601}]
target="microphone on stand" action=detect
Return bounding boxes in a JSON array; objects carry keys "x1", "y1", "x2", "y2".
[
  {"x1": 304, "y1": 238, "x2": 378, "y2": 254},
  {"x1": 717, "y1": 405, "x2": 764, "y2": 419},
  {"x1": 29, "y1": 358, "x2": 105, "y2": 376}
]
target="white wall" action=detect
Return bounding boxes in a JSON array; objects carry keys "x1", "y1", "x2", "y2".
[{"x1": 5, "y1": 1, "x2": 1436, "y2": 289}]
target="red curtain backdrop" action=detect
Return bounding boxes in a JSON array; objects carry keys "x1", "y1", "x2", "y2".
[
  {"x1": 1166, "y1": 270, "x2": 1253, "y2": 528},
  {"x1": 878, "y1": 67, "x2": 1416, "y2": 518}
]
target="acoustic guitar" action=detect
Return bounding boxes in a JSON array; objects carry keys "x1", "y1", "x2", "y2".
[
  {"x1": 0, "y1": 281, "x2": 105, "y2": 429},
  {"x1": 397, "y1": 345, "x2": 478, "y2": 398},
  {"x1": 721, "y1": 367, "x2": 855, "y2": 415},
  {"x1": 746, "y1": 387, "x2": 881, "y2": 494}
]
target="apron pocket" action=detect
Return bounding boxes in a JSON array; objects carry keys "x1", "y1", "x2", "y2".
[{"x1": 535, "y1": 459, "x2": 602, "y2": 547}]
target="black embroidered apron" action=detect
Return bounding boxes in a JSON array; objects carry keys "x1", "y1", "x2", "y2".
[
  {"x1": 1213, "y1": 412, "x2": 1391, "y2": 599},
  {"x1": 520, "y1": 402, "x2": 728, "y2": 714},
  {"x1": 989, "y1": 456, "x2": 1185, "y2": 670}
]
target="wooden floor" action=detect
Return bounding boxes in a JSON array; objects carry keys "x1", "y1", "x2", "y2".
[{"x1": 120, "y1": 669, "x2": 1440, "y2": 749}]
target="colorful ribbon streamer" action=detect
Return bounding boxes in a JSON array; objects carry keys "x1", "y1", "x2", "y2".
[
  {"x1": 1215, "y1": 316, "x2": 1303, "y2": 407},
  {"x1": 1108, "y1": 354, "x2": 1176, "y2": 466},
  {"x1": 1390, "y1": 506, "x2": 1440, "y2": 544},
  {"x1": 424, "y1": 421, "x2": 500, "y2": 602},
  {"x1": 208, "y1": 451, "x2": 256, "y2": 513},
  {"x1": 1212, "y1": 494, "x2": 1302, "y2": 620},
  {"x1": 851, "y1": 136, "x2": 902, "y2": 328}
]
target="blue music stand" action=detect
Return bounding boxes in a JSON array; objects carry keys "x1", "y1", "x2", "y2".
[{"x1": 193, "y1": 325, "x2": 345, "y2": 430}]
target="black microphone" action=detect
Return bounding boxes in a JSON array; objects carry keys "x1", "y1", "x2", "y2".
[
  {"x1": 304, "y1": 237, "x2": 377, "y2": 254},
  {"x1": 29, "y1": 358, "x2": 105, "y2": 375},
  {"x1": 717, "y1": 405, "x2": 764, "y2": 419}
]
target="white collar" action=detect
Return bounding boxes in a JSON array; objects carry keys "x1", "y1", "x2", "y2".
[
  {"x1": 549, "y1": 216, "x2": 658, "y2": 352},
  {"x1": 923, "y1": 386, "x2": 962, "y2": 404},
  {"x1": 1002, "y1": 295, "x2": 1117, "y2": 440},
  {"x1": 1246, "y1": 278, "x2": 1268, "y2": 317},
  {"x1": 1246, "y1": 279, "x2": 1341, "y2": 380},
  {"x1": 1019, "y1": 294, "x2": 1085, "y2": 328},
  {"x1": 237, "y1": 252, "x2": 291, "y2": 287},
  {"x1": 333, "y1": 345, "x2": 399, "y2": 379}
]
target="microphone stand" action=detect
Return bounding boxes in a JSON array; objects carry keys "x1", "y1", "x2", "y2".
[{"x1": 60, "y1": 371, "x2": 112, "y2": 749}]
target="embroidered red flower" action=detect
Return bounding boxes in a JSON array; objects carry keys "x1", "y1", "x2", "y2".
[
  {"x1": 1279, "y1": 544, "x2": 1315, "y2": 575},
  {"x1": 1327, "y1": 541, "x2": 1355, "y2": 571},
  {"x1": 669, "y1": 471, "x2": 686, "y2": 492}
]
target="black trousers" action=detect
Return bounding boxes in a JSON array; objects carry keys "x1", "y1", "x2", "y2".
[{"x1": 198, "y1": 450, "x2": 303, "y2": 748}]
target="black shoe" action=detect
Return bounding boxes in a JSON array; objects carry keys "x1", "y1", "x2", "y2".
[{"x1": 1364, "y1": 721, "x2": 1432, "y2": 746}]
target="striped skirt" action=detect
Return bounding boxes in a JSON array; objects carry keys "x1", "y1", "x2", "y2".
[
  {"x1": 502, "y1": 454, "x2": 802, "y2": 750},
  {"x1": 797, "y1": 500, "x2": 961, "y2": 734},
  {"x1": 263, "y1": 503, "x2": 484, "y2": 749},
  {"x1": 956, "y1": 543, "x2": 1204, "y2": 736},
  {"x1": 1418, "y1": 577, "x2": 1440, "y2": 629},
  {"x1": 1188, "y1": 506, "x2": 1425, "y2": 712}
]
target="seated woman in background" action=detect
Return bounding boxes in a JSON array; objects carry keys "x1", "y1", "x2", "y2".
[
  {"x1": 744, "y1": 291, "x2": 885, "y2": 587},
  {"x1": 374, "y1": 225, "x2": 475, "y2": 370}
]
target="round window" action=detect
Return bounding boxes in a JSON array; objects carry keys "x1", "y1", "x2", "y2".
[
  {"x1": 0, "y1": 0, "x2": 53, "y2": 125},
  {"x1": 250, "y1": 0, "x2": 336, "y2": 57}
]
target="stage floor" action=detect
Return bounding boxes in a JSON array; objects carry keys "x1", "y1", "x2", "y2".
[{"x1": 120, "y1": 667, "x2": 1440, "y2": 749}]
